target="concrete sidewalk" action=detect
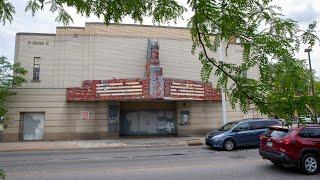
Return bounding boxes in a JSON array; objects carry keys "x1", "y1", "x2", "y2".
[{"x1": 0, "y1": 137, "x2": 204, "y2": 152}]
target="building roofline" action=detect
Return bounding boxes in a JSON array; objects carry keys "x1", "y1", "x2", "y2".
[
  {"x1": 16, "y1": 32, "x2": 56, "y2": 36},
  {"x1": 85, "y1": 22, "x2": 189, "y2": 30},
  {"x1": 16, "y1": 23, "x2": 191, "y2": 37},
  {"x1": 56, "y1": 26, "x2": 85, "y2": 29}
]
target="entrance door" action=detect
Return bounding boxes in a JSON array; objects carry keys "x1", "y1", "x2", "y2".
[
  {"x1": 120, "y1": 102, "x2": 176, "y2": 136},
  {"x1": 121, "y1": 110, "x2": 175, "y2": 135},
  {"x1": 22, "y1": 112, "x2": 45, "y2": 140}
]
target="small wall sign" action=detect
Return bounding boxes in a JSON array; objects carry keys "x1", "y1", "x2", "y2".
[
  {"x1": 180, "y1": 111, "x2": 190, "y2": 125},
  {"x1": 81, "y1": 111, "x2": 90, "y2": 120}
]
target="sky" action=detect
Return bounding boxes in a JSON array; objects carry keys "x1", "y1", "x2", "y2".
[{"x1": 1, "y1": 0, "x2": 320, "y2": 76}]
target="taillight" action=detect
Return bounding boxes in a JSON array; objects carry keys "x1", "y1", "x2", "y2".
[
  {"x1": 280, "y1": 138, "x2": 296, "y2": 145},
  {"x1": 282, "y1": 139, "x2": 291, "y2": 145}
]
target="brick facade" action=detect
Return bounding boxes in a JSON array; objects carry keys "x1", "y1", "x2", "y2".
[
  {"x1": 3, "y1": 23, "x2": 263, "y2": 142},
  {"x1": 66, "y1": 39, "x2": 220, "y2": 102}
]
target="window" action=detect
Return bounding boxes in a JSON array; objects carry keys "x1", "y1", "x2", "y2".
[
  {"x1": 219, "y1": 121, "x2": 238, "y2": 131},
  {"x1": 250, "y1": 121, "x2": 266, "y2": 130},
  {"x1": 262, "y1": 127, "x2": 290, "y2": 138},
  {"x1": 266, "y1": 120, "x2": 281, "y2": 126},
  {"x1": 234, "y1": 122, "x2": 249, "y2": 132},
  {"x1": 33, "y1": 57, "x2": 41, "y2": 81},
  {"x1": 269, "y1": 129, "x2": 289, "y2": 138},
  {"x1": 299, "y1": 128, "x2": 320, "y2": 138}
]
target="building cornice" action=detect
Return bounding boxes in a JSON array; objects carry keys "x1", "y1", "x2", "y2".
[{"x1": 16, "y1": 32, "x2": 56, "y2": 36}]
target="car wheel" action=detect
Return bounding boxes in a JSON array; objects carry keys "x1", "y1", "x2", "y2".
[
  {"x1": 301, "y1": 153, "x2": 319, "y2": 175},
  {"x1": 223, "y1": 139, "x2": 235, "y2": 151}
]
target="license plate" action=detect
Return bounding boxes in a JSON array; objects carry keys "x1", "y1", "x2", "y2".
[{"x1": 267, "y1": 142, "x2": 273, "y2": 147}]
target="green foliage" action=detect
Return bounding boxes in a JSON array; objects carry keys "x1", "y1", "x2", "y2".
[
  {"x1": 302, "y1": 21, "x2": 320, "y2": 48},
  {"x1": 0, "y1": 169, "x2": 5, "y2": 180},
  {"x1": 55, "y1": 8, "x2": 73, "y2": 25},
  {"x1": 262, "y1": 58, "x2": 320, "y2": 122},
  {"x1": 25, "y1": 0, "x2": 41, "y2": 16},
  {"x1": 0, "y1": 0, "x2": 15, "y2": 25},
  {"x1": 315, "y1": 78, "x2": 320, "y2": 97},
  {"x1": 0, "y1": 0, "x2": 319, "y2": 124},
  {"x1": 0, "y1": 56, "x2": 27, "y2": 128},
  {"x1": 22, "y1": 0, "x2": 185, "y2": 25},
  {"x1": 187, "y1": 0, "x2": 319, "y2": 121}
]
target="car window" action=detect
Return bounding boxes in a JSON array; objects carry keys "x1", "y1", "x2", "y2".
[
  {"x1": 218, "y1": 122, "x2": 238, "y2": 131},
  {"x1": 249, "y1": 121, "x2": 266, "y2": 130},
  {"x1": 264, "y1": 128, "x2": 289, "y2": 138},
  {"x1": 234, "y1": 122, "x2": 249, "y2": 132},
  {"x1": 266, "y1": 120, "x2": 281, "y2": 126},
  {"x1": 299, "y1": 128, "x2": 320, "y2": 138}
]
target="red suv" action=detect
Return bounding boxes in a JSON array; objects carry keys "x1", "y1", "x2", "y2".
[{"x1": 259, "y1": 125, "x2": 320, "y2": 175}]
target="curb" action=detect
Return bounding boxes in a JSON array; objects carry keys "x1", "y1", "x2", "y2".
[
  {"x1": 0, "y1": 138, "x2": 204, "y2": 152},
  {"x1": 0, "y1": 142, "x2": 190, "y2": 152},
  {"x1": 186, "y1": 140, "x2": 204, "y2": 146}
]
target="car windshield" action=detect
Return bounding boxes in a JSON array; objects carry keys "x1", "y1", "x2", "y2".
[
  {"x1": 219, "y1": 122, "x2": 238, "y2": 131},
  {"x1": 263, "y1": 128, "x2": 290, "y2": 138}
]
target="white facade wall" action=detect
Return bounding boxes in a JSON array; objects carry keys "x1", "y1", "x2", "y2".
[{"x1": 4, "y1": 23, "x2": 262, "y2": 141}]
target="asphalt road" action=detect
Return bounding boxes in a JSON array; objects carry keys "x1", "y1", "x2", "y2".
[{"x1": 0, "y1": 146, "x2": 319, "y2": 180}]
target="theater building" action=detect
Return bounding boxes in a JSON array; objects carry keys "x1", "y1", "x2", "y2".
[{"x1": 3, "y1": 23, "x2": 261, "y2": 142}]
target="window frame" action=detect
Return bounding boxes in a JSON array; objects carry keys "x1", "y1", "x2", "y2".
[
  {"x1": 32, "y1": 57, "x2": 41, "y2": 81},
  {"x1": 299, "y1": 128, "x2": 320, "y2": 138},
  {"x1": 233, "y1": 122, "x2": 250, "y2": 132},
  {"x1": 249, "y1": 121, "x2": 267, "y2": 130}
]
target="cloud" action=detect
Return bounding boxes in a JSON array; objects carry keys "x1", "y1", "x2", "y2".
[
  {"x1": 288, "y1": 4, "x2": 320, "y2": 24},
  {"x1": 1, "y1": 0, "x2": 320, "y2": 76}
]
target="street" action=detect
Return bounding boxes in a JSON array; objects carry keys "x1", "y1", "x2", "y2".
[{"x1": 0, "y1": 146, "x2": 319, "y2": 180}]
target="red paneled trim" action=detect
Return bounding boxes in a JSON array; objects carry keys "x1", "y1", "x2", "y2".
[
  {"x1": 164, "y1": 78, "x2": 221, "y2": 101},
  {"x1": 66, "y1": 78, "x2": 221, "y2": 102}
]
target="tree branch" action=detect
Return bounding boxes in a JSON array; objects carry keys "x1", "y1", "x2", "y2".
[{"x1": 193, "y1": 11, "x2": 259, "y2": 105}]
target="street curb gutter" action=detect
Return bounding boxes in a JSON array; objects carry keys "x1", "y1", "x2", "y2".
[
  {"x1": 0, "y1": 142, "x2": 196, "y2": 152},
  {"x1": 0, "y1": 138, "x2": 204, "y2": 152},
  {"x1": 186, "y1": 140, "x2": 204, "y2": 146}
]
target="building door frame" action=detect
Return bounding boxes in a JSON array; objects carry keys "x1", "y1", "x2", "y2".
[
  {"x1": 19, "y1": 112, "x2": 45, "y2": 141},
  {"x1": 119, "y1": 101, "x2": 177, "y2": 136}
]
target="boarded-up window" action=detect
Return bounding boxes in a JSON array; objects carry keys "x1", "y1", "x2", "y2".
[{"x1": 22, "y1": 112, "x2": 45, "y2": 140}]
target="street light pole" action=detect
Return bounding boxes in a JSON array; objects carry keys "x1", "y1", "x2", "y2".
[
  {"x1": 305, "y1": 48, "x2": 315, "y2": 96},
  {"x1": 304, "y1": 48, "x2": 317, "y2": 123}
]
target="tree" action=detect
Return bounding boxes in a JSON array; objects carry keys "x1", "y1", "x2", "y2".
[
  {"x1": 0, "y1": 56, "x2": 27, "y2": 128},
  {"x1": 0, "y1": 56, "x2": 26, "y2": 180},
  {"x1": 0, "y1": 169, "x2": 5, "y2": 180},
  {"x1": 263, "y1": 58, "x2": 320, "y2": 125},
  {"x1": 314, "y1": 78, "x2": 320, "y2": 117},
  {"x1": 315, "y1": 78, "x2": 320, "y2": 97},
  {"x1": 0, "y1": 0, "x2": 319, "y2": 123}
]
